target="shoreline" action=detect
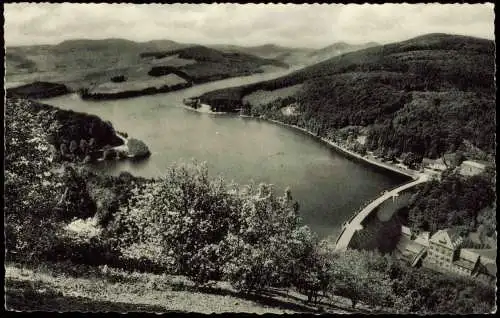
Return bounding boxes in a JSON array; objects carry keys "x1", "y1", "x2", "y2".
[
  {"x1": 248, "y1": 116, "x2": 419, "y2": 180},
  {"x1": 182, "y1": 104, "x2": 228, "y2": 115}
]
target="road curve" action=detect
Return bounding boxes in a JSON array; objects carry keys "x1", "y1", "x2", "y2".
[{"x1": 335, "y1": 173, "x2": 430, "y2": 252}]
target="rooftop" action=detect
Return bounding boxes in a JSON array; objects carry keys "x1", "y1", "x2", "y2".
[
  {"x1": 453, "y1": 258, "x2": 477, "y2": 271},
  {"x1": 461, "y1": 160, "x2": 487, "y2": 169},
  {"x1": 401, "y1": 225, "x2": 412, "y2": 237},
  {"x1": 397, "y1": 236, "x2": 427, "y2": 255},
  {"x1": 430, "y1": 228, "x2": 464, "y2": 249},
  {"x1": 477, "y1": 262, "x2": 496, "y2": 277},
  {"x1": 459, "y1": 248, "x2": 480, "y2": 263},
  {"x1": 415, "y1": 232, "x2": 430, "y2": 247},
  {"x1": 463, "y1": 248, "x2": 497, "y2": 263}
]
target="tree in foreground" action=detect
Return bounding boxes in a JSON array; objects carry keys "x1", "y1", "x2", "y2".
[
  {"x1": 330, "y1": 249, "x2": 394, "y2": 310},
  {"x1": 107, "y1": 161, "x2": 240, "y2": 284}
]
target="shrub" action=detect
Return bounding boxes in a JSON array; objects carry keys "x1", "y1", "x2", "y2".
[
  {"x1": 110, "y1": 75, "x2": 126, "y2": 83},
  {"x1": 127, "y1": 138, "x2": 150, "y2": 158},
  {"x1": 79, "y1": 139, "x2": 88, "y2": 154},
  {"x1": 60, "y1": 143, "x2": 68, "y2": 156}
]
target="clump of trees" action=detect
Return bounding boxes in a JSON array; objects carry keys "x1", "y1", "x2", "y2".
[
  {"x1": 110, "y1": 75, "x2": 127, "y2": 83},
  {"x1": 406, "y1": 172, "x2": 495, "y2": 235},
  {"x1": 366, "y1": 92, "x2": 495, "y2": 160},
  {"x1": 104, "y1": 161, "x2": 315, "y2": 288},
  {"x1": 127, "y1": 138, "x2": 151, "y2": 158},
  {"x1": 46, "y1": 107, "x2": 122, "y2": 153},
  {"x1": 58, "y1": 138, "x2": 98, "y2": 162}
]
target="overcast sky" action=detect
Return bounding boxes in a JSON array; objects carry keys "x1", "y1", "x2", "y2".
[{"x1": 4, "y1": 3, "x2": 495, "y2": 48}]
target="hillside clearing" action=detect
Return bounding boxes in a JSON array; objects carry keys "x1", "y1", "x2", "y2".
[
  {"x1": 90, "y1": 74, "x2": 188, "y2": 94},
  {"x1": 242, "y1": 84, "x2": 304, "y2": 106}
]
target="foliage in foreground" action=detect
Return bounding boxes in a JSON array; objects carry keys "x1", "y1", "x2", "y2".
[{"x1": 105, "y1": 161, "x2": 315, "y2": 290}]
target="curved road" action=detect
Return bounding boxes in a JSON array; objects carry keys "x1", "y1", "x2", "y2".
[{"x1": 335, "y1": 173, "x2": 430, "y2": 252}]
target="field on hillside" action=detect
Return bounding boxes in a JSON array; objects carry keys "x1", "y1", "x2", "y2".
[
  {"x1": 6, "y1": 262, "x2": 362, "y2": 314},
  {"x1": 91, "y1": 74, "x2": 188, "y2": 94},
  {"x1": 242, "y1": 84, "x2": 304, "y2": 107}
]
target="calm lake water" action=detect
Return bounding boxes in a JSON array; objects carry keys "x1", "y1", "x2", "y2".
[{"x1": 39, "y1": 71, "x2": 408, "y2": 239}]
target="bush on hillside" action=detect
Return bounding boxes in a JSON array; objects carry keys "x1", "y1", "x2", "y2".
[
  {"x1": 105, "y1": 161, "x2": 317, "y2": 289},
  {"x1": 110, "y1": 75, "x2": 127, "y2": 83},
  {"x1": 127, "y1": 138, "x2": 150, "y2": 158}
]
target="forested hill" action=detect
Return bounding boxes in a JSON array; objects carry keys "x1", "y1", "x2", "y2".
[{"x1": 199, "y1": 33, "x2": 495, "y2": 160}]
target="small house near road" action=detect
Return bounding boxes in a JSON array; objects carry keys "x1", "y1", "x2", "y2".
[{"x1": 395, "y1": 235, "x2": 428, "y2": 267}]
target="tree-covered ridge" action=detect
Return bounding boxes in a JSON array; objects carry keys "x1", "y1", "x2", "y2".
[
  {"x1": 199, "y1": 33, "x2": 495, "y2": 160},
  {"x1": 366, "y1": 90, "x2": 495, "y2": 159}
]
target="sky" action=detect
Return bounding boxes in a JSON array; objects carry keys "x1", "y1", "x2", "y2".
[{"x1": 4, "y1": 3, "x2": 495, "y2": 48}]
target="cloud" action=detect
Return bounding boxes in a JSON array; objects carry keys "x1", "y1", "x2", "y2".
[{"x1": 4, "y1": 3, "x2": 495, "y2": 48}]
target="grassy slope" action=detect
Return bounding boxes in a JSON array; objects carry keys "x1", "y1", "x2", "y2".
[{"x1": 5, "y1": 262, "x2": 361, "y2": 314}]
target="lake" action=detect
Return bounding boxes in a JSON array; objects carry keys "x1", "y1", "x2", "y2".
[{"x1": 39, "y1": 70, "x2": 409, "y2": 239}]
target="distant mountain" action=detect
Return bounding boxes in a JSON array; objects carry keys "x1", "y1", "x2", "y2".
[
  {"x1": 211, "y1": 42, "x2": 379, "y2": 67},
  {"x1": 307, "y1": 41, "x2": 379, "y2": 64},
  {"x1": 211, "y1": 43, "x2": 313, "y2": 59},
  {"x1": 199, "y1": 33, "x2": 495, "y2": 159},
  {"x1": 53, "y1": 38, "x2": 140, "y2": 52},
  {"x1": 140, "y1": 39, "x2": 193, "y2": 52}
]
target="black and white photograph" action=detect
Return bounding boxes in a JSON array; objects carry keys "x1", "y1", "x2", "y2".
[{"x1": 4, "y1": 3, "x2": 496, "y2": 314}]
